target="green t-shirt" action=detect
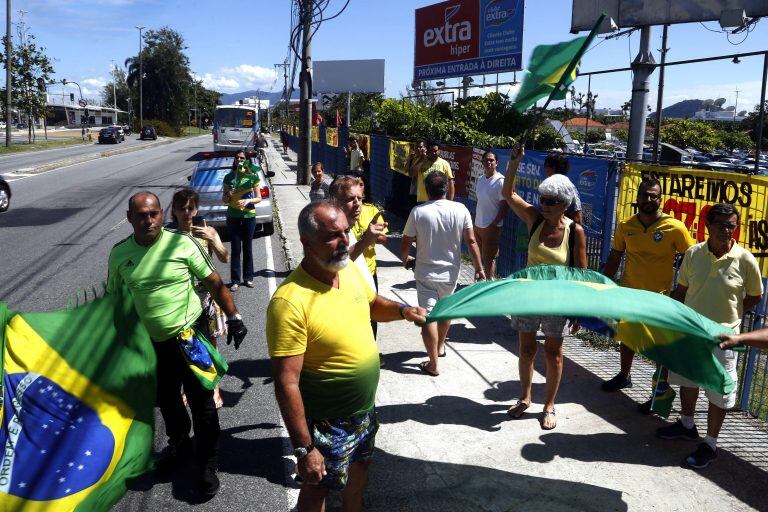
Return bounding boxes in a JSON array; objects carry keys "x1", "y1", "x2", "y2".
[
  {"x1": 107, "y1": 228, "x2": 216, "y2": 341},
  {"x1": 223, "y1": 166, "x2": 261, "y2": 219}
]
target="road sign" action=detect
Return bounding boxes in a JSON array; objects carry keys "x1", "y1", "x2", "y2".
[{"x1": 78, "y1": 99, "x2": 87, "y2": 107}]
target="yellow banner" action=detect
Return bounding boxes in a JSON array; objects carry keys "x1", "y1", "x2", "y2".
[
  {"x1": 350, "y1": 132, "x2": 371, "y2": 159},
  {"x1": 326, "y1": 127, "x2": 338, "y2": 147},
  {"x1": 311, "y1": 127, "x2": 320, "y2": 143},
  {"x1": 619, "y1": 163, "x2": 768, "y2": 277},
  {"x1": 389, "y1": 140, "x2": 413, "y2": 176}
]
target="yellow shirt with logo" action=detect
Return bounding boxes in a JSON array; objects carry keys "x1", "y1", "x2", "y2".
[
  {"x1": 266, "y1": 263, "x2": 379, "y2": 420},
  {"x1": 612, "y1": 214, "x2": 695, "y2": 293},
  {"x1": 351, "y1": 203, "x2": 389, "y2": 275},
  {"x1": 416, "y1": 157, "x2": 454, "y2": 202},
  {"x1": 678, "y1": 241, "x2": 763, "y2": 329}
]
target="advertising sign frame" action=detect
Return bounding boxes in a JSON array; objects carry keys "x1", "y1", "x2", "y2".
[{"x1": 414, "y1": 0, "x2": 525, "y2": 81}]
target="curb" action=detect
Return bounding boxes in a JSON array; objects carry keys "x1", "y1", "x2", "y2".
[
  {"x1": 10, "y1": 137, "x2": 180, "y2": 176},
  {"x1": 267, "y1": 137, "x2": 299, "y2": 271}
]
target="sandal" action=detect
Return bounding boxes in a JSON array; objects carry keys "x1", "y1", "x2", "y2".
[
  {"x1": 507, "y1": 400, "x2": 530, "y2": 419},
  {"x1": 541, "y1": 409, "x2": 557, "y2": 430},
  {"x1": 418, "y1": 361, "x2": 439, "y2": 377}
]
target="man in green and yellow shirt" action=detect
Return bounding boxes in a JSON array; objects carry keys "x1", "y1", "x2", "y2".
[
  {"x1": 410, "y1": 140, "x2": 455, "y2": 203},
  {"x1": 267, "y1": 202, "x2": 425, "y2": 512},
  {"x1": 107, "y1": 191, "x2": 247, "y2": 497}
]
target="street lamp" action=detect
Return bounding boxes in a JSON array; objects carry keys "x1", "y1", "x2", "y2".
[
  {"x1": 135, "y1": 25, "x2": 145, "y2": 130},
  {"x1": 111, "y1": 59, "x2": 117, "y2": 124}
]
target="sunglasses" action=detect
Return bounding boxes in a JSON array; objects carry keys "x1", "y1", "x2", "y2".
[{"x1": 540, "y1": 197, "x2": 564, "y2": 206}]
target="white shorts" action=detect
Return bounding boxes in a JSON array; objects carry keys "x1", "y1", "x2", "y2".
[
  {"x1": 668, "y1": 348, "x2": 738, "y2": 409},
  {"x1": 513, "y1": 316, "x2": 568, "y2": 338},
  {"x1": 416, "y1": 280, "x2": 457, "y2": 313}
]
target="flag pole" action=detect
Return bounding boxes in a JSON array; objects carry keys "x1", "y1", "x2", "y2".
[{"x1": 519, "y1": 13, "x2": 606, "y2": 147}]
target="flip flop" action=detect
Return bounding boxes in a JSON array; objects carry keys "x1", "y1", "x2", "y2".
[
  {"x1": 438, "y1": 351, "x2": 446, "y2": 358},
  {"x1": 541, "y1": 409, "x2": 557, "y2": 430},
  {"x1": 507, "y1": 400, "x2": 530, "y2": 419},
  {"x1": 418, "y1": 361, "x2": 439, "y2": 377}
]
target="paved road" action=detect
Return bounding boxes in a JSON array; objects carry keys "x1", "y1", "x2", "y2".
[
  {"x1": 0, "y1": 135, "x2": 293, "y2": 510},
  {"x1": 0, "y1": 134, "x2": 169, "y2": 176}
]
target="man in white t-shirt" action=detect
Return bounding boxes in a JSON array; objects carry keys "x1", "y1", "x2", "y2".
[
  {"x1": 474, "y1": 150, "x2": 509, "y2": 279},
  {"x1": 345, "y1": 137, "x2": 366, "y2": 173},
  {"x1": 401, "y1": 171, "x2": 485, "y2": 377}
]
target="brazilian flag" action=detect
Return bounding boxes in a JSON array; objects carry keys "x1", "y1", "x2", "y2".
[
  {"x1": 512, "y1": 15, "x2": 604, "y2": 113},
  {"x1": 0, "y1": 293, "x2": 155, "y2": 511},
  {"x1": 426, "y1": 265, "x2": 736, "y2": 395}
]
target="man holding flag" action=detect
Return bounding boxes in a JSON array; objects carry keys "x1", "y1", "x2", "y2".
[{"x1": 108, "y1": 191, "x2": 248, "y2": 497}]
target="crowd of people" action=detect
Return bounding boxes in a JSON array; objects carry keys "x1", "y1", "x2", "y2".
[{"x1": 106, "y1": 133, "x2": 764, "y2": 509}]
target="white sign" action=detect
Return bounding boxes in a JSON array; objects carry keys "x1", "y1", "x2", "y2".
[{"x1": 313, "y1": 59, "x2": 385, "y2": 94}]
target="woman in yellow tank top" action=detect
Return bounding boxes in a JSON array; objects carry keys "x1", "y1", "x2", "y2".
[{"x1": 501, "y1": 146, "x2": 587, "y2": 430}]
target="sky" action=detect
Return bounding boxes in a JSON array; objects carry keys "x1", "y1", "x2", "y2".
[{"x1": 2, "y1": 0, "x2": 767, "y2": 111}]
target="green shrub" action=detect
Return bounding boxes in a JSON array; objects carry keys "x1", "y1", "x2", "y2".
[{"x1": 139, "y1": 118, "x2": 182, "y2": 137}]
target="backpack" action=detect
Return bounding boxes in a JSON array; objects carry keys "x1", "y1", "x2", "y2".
[{"x1": 528, "y1": 217, "x2": 577, "y2": 267}]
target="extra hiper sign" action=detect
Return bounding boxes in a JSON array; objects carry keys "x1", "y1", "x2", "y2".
[{"x1": 414, "y1": 0, "x2": 524, "y2": 81}]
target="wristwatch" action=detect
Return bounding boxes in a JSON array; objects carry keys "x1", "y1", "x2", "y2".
[
  {"x1": 293, "y1": 442, "x2": 315, "y2": 459},
  {"x1": 228, "y1": 313, "x2": 243, "y2": 322}
]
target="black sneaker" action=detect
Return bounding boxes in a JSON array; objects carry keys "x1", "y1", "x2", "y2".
[
  {"x1": 155, "y1": 437, "x2": 191, "y2": 470},
  {"x1": 656, "y1": 419, "x2": 699, "y2": 441},
  {"x1": 686, "y1": 443, "x2": 717, "y2": 469},
  {"x1": 200, "y1": 466, "x2": 220, "y2": 497},
  {"x1": 601, "y1": 373, "x2": 632, "y2": 392}
]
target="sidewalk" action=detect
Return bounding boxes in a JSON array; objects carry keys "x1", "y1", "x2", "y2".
[{"x1": 267, "y1": 137, "x2": 767, "y2": 511}]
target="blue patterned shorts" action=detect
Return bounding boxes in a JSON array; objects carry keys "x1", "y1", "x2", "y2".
[{"x1": 308, "y1": 408, "x2": 379, "y2": 490}]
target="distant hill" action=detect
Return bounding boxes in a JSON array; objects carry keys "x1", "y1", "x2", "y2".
[
  {"x1": 219, "y1": 90, "x2": 298, "y2": 105},
  {"x1": 651, "y1": 99, "x2": 705, "y2": 119}
]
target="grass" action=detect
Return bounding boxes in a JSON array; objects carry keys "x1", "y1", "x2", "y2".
[
  {"x1": 179, "y1": 126, "x2": 210, "y2": 138},
  {"x1": 0, "y1": 138, "x2": 92, "y2": 155}
]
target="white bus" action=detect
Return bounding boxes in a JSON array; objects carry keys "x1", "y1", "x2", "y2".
[{"x1": 213, "y1": 105, "x2": 260, "y2": 152}]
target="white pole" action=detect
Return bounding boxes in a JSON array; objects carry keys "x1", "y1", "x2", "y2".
[
  {"x1": 112, "y1": 60, "x2": 117, "y2": 124},
  {"x1": 346, "y1": 91, "x2": 351, "y2": 128}
]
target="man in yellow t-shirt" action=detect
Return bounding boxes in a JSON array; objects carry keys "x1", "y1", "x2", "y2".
[
  {"x1": 411, "y1": 141, "x2": 455, "y2": 202},
  {"x1": 659, "y1": 203, "x2": 762, "y2": 469},
  {"x1": 602, "y1": 178, "x2": 695, "y2": 400},
  {"x1": 266, "y1": 202, "x2": 425, "y2": 511}
]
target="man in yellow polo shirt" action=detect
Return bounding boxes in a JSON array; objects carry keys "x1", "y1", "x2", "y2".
[
  {"x1": 602, "y1": 178, "x2": 695, "y2": 404},
  {"x1": 658, "y1": 203, "x2": 762, "y2": 469},
  {"x1": 267, "y1": 202, "x2": 425, "y2": 512},
  {"x1": 410, "y1": 140, "x2": 455, "y2": 203}
]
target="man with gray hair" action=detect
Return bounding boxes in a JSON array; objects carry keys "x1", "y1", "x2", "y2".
[
  {"x1": 401, "y1": 171, "x2": 485, "y2": 377},
  {"x1": 267, "y1": 201, "x2": 426, "y2": 512}
]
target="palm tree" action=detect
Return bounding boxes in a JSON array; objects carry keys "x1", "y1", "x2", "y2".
[{"x1": 124, "y1": 56, "x2": 140, "y2": 90}]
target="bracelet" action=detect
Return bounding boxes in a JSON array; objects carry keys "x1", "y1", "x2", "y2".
[{"x1": 398, "y1": 303, "x2": 409, "y2": 319}]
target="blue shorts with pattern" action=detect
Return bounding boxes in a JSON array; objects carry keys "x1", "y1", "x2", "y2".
[{"x1": 308, "y1": 408, "x2": 379, "y2": 491}]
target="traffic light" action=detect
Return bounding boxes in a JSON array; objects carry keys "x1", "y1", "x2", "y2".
[{"x1": 70, "y1": 93, "x2": 75, "y2": 102}]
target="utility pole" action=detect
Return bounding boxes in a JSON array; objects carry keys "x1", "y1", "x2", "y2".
[
  {"x1": 275, "y1": 61, "x2": 289, "y2": 122},
  {"x1": 652, "y1": 24, "x2": 669, "y2": 163},
  {"x1": 5, "y1": 0, "x2": 12, "y2": 147},
  {"x1": 194, "y1": 75, "x2": 199, "y2": 134},
  {"x1": 734, "y1": 87, "x2": 740, "y2": 121},
  {"x1": 627, "y1": 26, "x2": 656, "y2": 162},
  {"x1": 111, "y1": 60, "x2": 117, "y2": 124},
  {"x1": 136, "y1": 26, "x2": 144, "y2": 130},
  {"x1": 297, "y1": 0, "x2": 312, "y2": 185},
  {"x1": 461, "y1": 76, "x2": 471, "y2": 99}
]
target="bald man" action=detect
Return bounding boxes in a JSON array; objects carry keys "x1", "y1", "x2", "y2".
[{"x1": 107, "y1": 191, "x2": 246, "y2": 497}]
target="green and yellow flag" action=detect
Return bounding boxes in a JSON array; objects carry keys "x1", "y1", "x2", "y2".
[
  {"x1": 512, "y1": 14, "x2": 604, "y2": 113},
  {"x1": 426, "y1": 265, "x2": 736, "y2": 394},
  {"x1": 0, "y1": 293, "x2": 155, "y2": 511}
]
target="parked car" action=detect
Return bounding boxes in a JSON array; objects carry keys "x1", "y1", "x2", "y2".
[
  {"x1": 187, "y1": 154, "x2": 275, "y2": 238},
  {"x1": 122, "y1": 125, "x2": 132, "y2": 135},
  {"x1": 0, "y1": 176, "x2": 10, "y2": 212},
  {"x1": 140, "y1": 126, "x2": 157, "y2": 140},
  {"x1": 586, "y1": 148, "x2": 614, "y2": 158},
  {"x1": 109, "y1": 125, "x2": 125, "y2": 142},
  {"x1": 97, "y1": 127, "x2": 121, "y2": 144}
]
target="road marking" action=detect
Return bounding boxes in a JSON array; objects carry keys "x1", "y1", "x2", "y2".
[{"x1": 108, "y1": 218, "x2": 127, "y2": 232}]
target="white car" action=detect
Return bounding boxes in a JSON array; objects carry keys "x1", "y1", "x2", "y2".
[{"x1": 188, "y1": 154, "x2": 275, "y2": 238}]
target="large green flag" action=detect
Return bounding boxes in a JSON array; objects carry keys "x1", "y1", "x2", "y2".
[
  {"x1": 426, "y1": 265, "x2": 736, "y2": 395},
  {"x1": 0, "y1": 293, "x2": 155, "y2": 511},
  {"x1": 512, "y1": 14, "x2": 604, "y2": 114}
]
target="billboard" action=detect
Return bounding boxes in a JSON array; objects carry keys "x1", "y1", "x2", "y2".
[
  {"x1": 414, "y1": 0, "x2": 525, "y2": 81},
  {"x1": 572, "y1": 0, "x2": 768, "y2": 33},
  {"x1": 313, "y1": 59, "x2": 385, "y2": 94}
]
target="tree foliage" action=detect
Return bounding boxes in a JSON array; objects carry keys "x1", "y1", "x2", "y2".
[
  {"x1": 102, "y1": 66, "x2": 131, "y2": 119},
  {"x1": 741, "y1": 102, "x2": 768, "y2": 148},
  {"x1": 125, "y1": 27, "x2": 192, "y2": 130},
  {"x1": 659, "y1": 119, "x2": 721, "y2": 152},
  {"x1": 0, "y1": 33, "x2": 55, "y2": 142}
]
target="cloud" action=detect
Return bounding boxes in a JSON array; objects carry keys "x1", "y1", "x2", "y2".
[
  {"x1": 80, "y1": 77, "x2": 107, "y2": 97},
  {"x1": 200, "y1": 64, "x2": 278, "y2": 93}
]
